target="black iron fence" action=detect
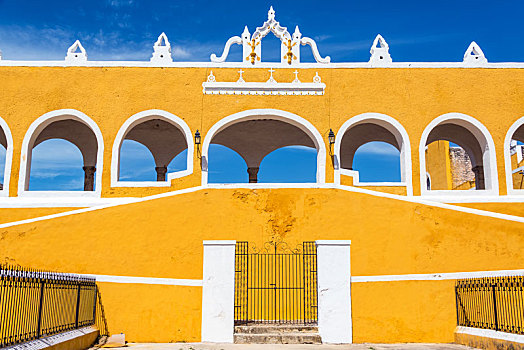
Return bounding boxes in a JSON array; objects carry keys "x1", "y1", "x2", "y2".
[
  {"x1": 0, "y1": 265, "x2": 98, "y2": 347},
  {"x1": 234, "y1": 240, "x2": 318, "y2": 325},
  {"x1": 456, "y1": 276, "x2": 524, "y2": 334}
]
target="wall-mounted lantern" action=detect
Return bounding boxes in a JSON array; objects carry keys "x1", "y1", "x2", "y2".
[
  {"x1": 195, "y1": 129, "x2": 201, "y2": 160},
  {"x1": 328, "y1": 129, "x2": 335, "y2": 146}
]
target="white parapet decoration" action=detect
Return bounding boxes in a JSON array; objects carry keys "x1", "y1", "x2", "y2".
[
  {"x1": 151, "y1": 32, "x2": 173, "y2": 64},
  {"x1": 463, "y1": 41, "x2": 488, "y2": 66},
  {"x1": 201, "y1": 240, "x2": 236, "y2": 343},
  {"x1": 65, "y1": 40, "x2": 87, "y2": 63},
  {"x1": 202, "y1": 69, "x2": 326, "y2": 95},
  {"x1": 369, "y1": 34, "x2": 392, "y2": 66},
  {"x1": 210, "y1": 6, "x2": 330, "y2": 65},
  {"x1": 316, "y1": 240, "x2": 352, "y2": 344}
]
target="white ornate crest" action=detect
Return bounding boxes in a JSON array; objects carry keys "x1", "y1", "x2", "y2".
[
  {"x1": 369, "y1": 34, "x2": 392, "y2": 66},
  {"x1": 65, "y1": 40, "x2": 87, "y2": 62},
  {"x1": 202, "y1": 69, "x2": 326, "y2": 95},
  {"x1": 211, "y1": 6, "x2": 330, "y2": 65},
  {"x1": 463, "y1": 41, "x2": 487, "y2": 66},
  {"x1": 151, "y1": 33, "x2": 173, "y2": 64}
]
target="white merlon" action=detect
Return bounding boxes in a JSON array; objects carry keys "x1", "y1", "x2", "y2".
[
  {"x1": 151, "y1": 32, "x2": 173, "y2": 64},
  {"x1": 65, "y1": 40, "x2": 87, "y2": 63},
  {"x1": 369, "y1": 34, "x2": 392, "y2": 66},
  {"x1": 463, "y1": 41, "x2": 488, "y2": 66}
]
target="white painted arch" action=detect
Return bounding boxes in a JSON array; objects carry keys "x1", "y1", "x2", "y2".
[
  {"x1": 201, "y1": 109, "x2": 326, "y2": 185},
  {"x1": 18, "y1": 109, "x2": 104, "y2": 198},
  {"x1": 419, "y1": 112, "x2": 498, "y2": 197},
  {"x1": 504, "y1": 116, "x2": 524, "y2": 195},
  {"x1": 334, "y1": 113, "x2": 413, "y2": 196},
  {"x1": 111, "y1": 109, "x2": 194, "y2": 187},
  {"x1": 0, "y1": 116, "x2": 14, "y2": 197}
]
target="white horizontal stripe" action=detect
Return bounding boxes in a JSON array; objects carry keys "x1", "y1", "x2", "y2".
[
  {"x1": 456, "y1": 326, "x2": 524, "y2": 344},
  {"x1": 1, "y1": 60, "x2": 524, "y2": 69},
  {"x1": 2, "y1": 184, "x2": 524, "y2": 228},
  {"x1": 352, "y1": 269, "x2": 524, "y2": 282},
  {"x1": 86, "y1": 274, "x2": 203, "y2": 286}
]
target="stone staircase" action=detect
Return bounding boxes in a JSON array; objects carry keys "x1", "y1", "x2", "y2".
[{"x1": 234, "y1": 324, "x2": 321, "y2": 344}]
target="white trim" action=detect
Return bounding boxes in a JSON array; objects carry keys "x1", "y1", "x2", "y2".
[
  {"x1": 17, "y1": 109, "x2": 104, "y2": 197},
  {"x1": 339, "y1": 169, "x2": 408, "y2": 187},
  {"x1": 0, "y1": 116, "x2": 13, "y2": 197},
  {"x1": 110, "y1": 109, "x2": 193, "y2": 187},
  {"x1": 334, "y1": 113, "x2": 413, "y2": 196},
  {"x1": 201, "y1": 240, "x2": 236, "y2": 343},
  {"x1": 419, "y1": 113, "x2": 499, "y2": 197},
  {"x1": 352, "y1": 268, "x2": 524, "y2": 283},
  {"x1": 201, "y1": 109, "x2": 326, "y2": 185},
  {"x1": 456, "y1": 326, "x2": 524, "y2": 344},
  {"x1": 86, "y1": 273, "x2": 202, "y2": 286},
  {"x1": 504, "y1": 116, "x2": 524, "y2": 195},
  {"x1": 202, "y1": 81, "x2": 326, "y2": 95},
  {"x1": 5, "y1": 183, "x2": 524, "y2": 228},
  {"x1": 316, "y1": 240, "x2": 352, "y2": 343},
  {"x1": 2, "y1": 60, "x2": 524, "y2": 69},
  {"x1": 0, "y1": 196, "x2": 135, "y2": 208}
]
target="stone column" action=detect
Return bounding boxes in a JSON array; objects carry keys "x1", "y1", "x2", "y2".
[
  {"x1": 155, "y1": 166, "x2": 168, "y2": 181},
  {"x1": 83, "y1": 166, "x2": 96, "y2": 191},
  {"x1": 247, "y1": 167, "x2": 259, "y2": 183},
  {"x1": 201, "y1": 240, "x2": 236, "y2": 343},
  {"x1": 316, "y1": 240, "x2": 352, "y2": 344},
  {"x1": 472, "y1": 165, "x2": 485, "y2": 190}
]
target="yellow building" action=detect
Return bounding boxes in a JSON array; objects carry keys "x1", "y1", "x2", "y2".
[{"x1": 2, "y1": 7, "x2": 524, "y2": 346}]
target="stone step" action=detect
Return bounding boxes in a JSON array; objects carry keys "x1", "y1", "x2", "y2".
[
  {"x1": 234, "y1": 325, "x2": 318, "y2": 334},
  {"x1": 234, "y1": 333, "x2": 321, "y2": 344}
]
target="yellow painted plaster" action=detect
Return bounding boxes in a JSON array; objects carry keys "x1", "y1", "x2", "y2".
[
  {"x1": 0, "y1": 208, "x2": 80, "y2": 225},
  {"x1": 1, "y1": 67, "x2": 524, "y2": 197},
  {"x1": 1, "y1": 188, "x2": 524, "y2": 342}
]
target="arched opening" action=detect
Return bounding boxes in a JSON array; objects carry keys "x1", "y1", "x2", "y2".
[
  {"x1": 111, "y1": 110, "x2": 193, "y2": 187},
  {"x1": 504, "y1": 118, "x2": 524, "y2": 193},
  {"x1": 20, "y1": 114, "x2": 101, "y2": 193},
  {"x1": 420, "y1": 113, "x2": 498, "y2": 195},
  {"x1": 335, "y1": 113, "x2": 412, "y2": 193},
  {"x1": 29, "y1": 139, "x2": 85, "y2": 191},
  {"x1": 0, "y1": 117, "x2": 13, "y2": 196},
  {"x1": 202, "y1": 110, "x2": 325, "y2": 185}
]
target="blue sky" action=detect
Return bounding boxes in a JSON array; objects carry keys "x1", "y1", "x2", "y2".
[{"x1": 0, "y1": 0, "x2": 521, "y2": 189}]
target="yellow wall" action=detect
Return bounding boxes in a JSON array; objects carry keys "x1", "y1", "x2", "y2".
[
  {"x1": 426, "y1": 141, "x2": 452, "y2": 190},
  {"x1": 0, "y1": 208, "x2": 79, "y2": 224},
  {"x1": 1, "y1": 188, "x2": 524, "y2": 342},
  {"x1": 1, "y1": 67, "x2": 524, "y2": 197}
]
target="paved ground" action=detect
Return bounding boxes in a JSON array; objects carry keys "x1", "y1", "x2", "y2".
[{"x1": 120, "y1": 343, "x2": 478, "y2": 350}]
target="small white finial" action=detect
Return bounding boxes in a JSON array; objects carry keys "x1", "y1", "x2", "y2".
[
  {"x1": 292, "y1": 70, "x2": 300, "y2": 83},
  {"x1": 293, "y1": 26, "x2": 302, "y2": 40},
  {"x1": 65, "y1": 40, "x2": 87, "y2": 62},
  {"x1": 267, "y1": 68, "x2": 277, "y2": 84},
  {"x1": 237, "y1": 69, "x2": 245, "y2": 83},
  {"x1": 268, "y1": 6, "x2": 275, "y2": 20},
  {"x1": 313, "y1": 72, "x2": 321, "y2": 84},
  {"x1": 207, "y1": 71, "x2": 216, "y2": 83},
  {"x1": 151, "y1": 32, "x2": 173, "y2": 64},
  {"x1": 463, "y1": 41, "x2": 487, "y2": 65},
  {"x1": 242, "y1": 26, "x2": 250, "y2": 38}
]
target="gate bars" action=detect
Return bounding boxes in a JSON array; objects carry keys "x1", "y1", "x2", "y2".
[
  {"x1": 456, "y1": 276, "x2": 524, "y2": 335},
  {"x1": 234, "y1": 240, "x2": 318, "y2": 325},
  {"x1": 0, "y1": 265, "x2": 97, "y2": 347}
]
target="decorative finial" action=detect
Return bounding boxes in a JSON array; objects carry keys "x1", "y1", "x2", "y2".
[
  {"x1": 292, "y1": 70, "x2": 300, "y2": 83},
  {"x1": 313, "y1": 72, "x2": 321, "y2": 84},
  {"x1": 237, "y1": 69, "x2": 245, "y2": 83},
  {"x1": 267, "y1": 68, "x2": 277, "y2": 84},
  {"x1": 369, "y1": 34, "x2": 392, "y2": 66},
  {"x1": 65, "y1": 40, "x2": 87, "y2": 62},
  {"x1": 268, "y1": 6, "x2": 275, "y2": 20},
  {"x1": 207, "y1": 71, "x2": 216, "y2": 83},
  {"x1": 293, "y1": 26, "x2": 302, "y2": 40},
  {"x1": 151, "y1": 32, "x2": 173, "y2": 63},
  {"x1": 463, "y1": 41, "x2": 487, "y2": 65}
]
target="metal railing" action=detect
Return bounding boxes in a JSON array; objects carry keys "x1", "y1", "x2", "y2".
[
  {"x1": 0, "y1": 265, "x2": 97, "y2": 347},
  {"x1": 456, "y1": 276, "x2": 524, "y2": 335}
]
